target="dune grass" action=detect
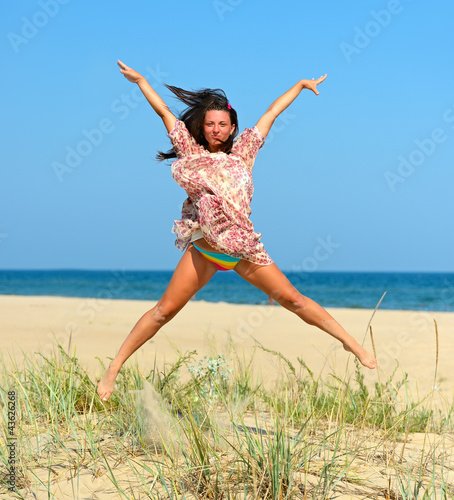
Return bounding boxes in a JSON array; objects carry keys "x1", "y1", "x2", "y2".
[{"x1": 1, "y1": 326, "x2": 453, "y2": 499}]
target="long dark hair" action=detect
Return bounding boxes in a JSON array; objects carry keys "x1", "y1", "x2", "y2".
[{"x1": 157, "y1": 85, "x2": 239, "y2": 161}]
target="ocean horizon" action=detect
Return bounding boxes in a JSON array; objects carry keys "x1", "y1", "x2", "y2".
[{"x1": 1, "y1": 269, "x2": 453, "y2": 312}]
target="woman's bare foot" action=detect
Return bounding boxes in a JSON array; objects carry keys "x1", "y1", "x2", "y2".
[
  {"x1": 343, "y1": 341, "x2": 377, "y2": 369},
  {"x1": 97, "y1": 365, "x2": 119, "y2": 401}
]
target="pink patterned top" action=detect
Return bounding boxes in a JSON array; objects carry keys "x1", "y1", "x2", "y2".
[{"x1": 168, "y1": 120, "x2": 273, "y2": 266}]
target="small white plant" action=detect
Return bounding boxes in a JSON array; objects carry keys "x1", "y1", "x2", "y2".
[{"x1": 188, "y1": 354, "x2": 232, "y2": 402}]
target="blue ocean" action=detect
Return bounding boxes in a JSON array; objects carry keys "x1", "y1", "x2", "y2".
[{"x1": 1, "y1": 270, "x2": 453, "y2": 311}]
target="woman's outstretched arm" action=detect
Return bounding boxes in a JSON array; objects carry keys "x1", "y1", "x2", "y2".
[
  {"x1": 255, "y1": 74, "x2": 327, "y2": 139},
  {"x1": 117, "y1": 59, "x2": 176, "y2": 133}
]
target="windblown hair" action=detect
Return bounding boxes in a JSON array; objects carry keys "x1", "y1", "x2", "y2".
[{"x1": 157, "y1": 85, "x2": 239, "y2": 161}]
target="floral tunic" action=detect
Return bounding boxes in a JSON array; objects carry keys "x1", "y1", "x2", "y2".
[{"x1": 169, "y1": 120, "x2": 273, "y2": 266}]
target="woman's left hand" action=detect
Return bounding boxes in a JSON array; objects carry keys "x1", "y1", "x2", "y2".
[
  {"x1": 301, "y1": 74, "x2": 327, "y2": 95},
  {"x1": 117, "y1": 59, "x2": 144, "y2": 84}
]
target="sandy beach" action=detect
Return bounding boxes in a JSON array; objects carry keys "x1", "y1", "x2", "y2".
[
  {"x1": 2, "y1": 294, "x2": 454, "y2": 499},
  {"x1": 1, "y1": 294, "x2": 453, "y2": 398}
]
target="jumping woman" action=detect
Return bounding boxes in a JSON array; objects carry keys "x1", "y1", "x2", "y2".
[{"x1": 97, "y1": 60, "x2": 377, "y2": 402}]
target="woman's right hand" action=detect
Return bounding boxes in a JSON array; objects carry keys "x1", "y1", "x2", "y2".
[
  {"x1": 117, "y1": 59, "x2": 176, "y2": 132},
  {"x1": 117, "y1": 59, "x2": 143, "y2": 84}
]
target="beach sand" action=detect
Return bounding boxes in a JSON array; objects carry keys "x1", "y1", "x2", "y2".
[
  {"x1": 2, "y1": 295, "x2": 454, "y2": 499},
  {"x1": 1, "y1": 294, "x2": 453, "y2": 397}
]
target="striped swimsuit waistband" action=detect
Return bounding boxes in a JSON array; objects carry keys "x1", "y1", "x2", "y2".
[{"x1": 192, "y1": 243, "x2": 241, "y2": 271}]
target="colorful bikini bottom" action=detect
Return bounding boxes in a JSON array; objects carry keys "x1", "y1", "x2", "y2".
[{"x1": 192, "y1": 243, "x2": 241, "y2": 271}]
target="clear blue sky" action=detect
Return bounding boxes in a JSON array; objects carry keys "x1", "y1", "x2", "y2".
[{"x1": 1, "y1": 1, "x2": 453, "y2": 271}]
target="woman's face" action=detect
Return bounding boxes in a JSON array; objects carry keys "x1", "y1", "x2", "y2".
[{"x1": 203, "y1": 110, "x2": 235, "y2": 152}]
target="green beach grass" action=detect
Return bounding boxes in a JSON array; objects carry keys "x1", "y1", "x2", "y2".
[{"x1": 1, "y1": 325, "x2": 453, "y2": 499}]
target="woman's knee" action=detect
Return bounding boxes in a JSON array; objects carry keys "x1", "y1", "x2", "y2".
[
  {"x1": 150, "y1": 302, "x2": 180, "y2": 326},
  {"x1": 273, "y1": 288, "x2": 307, "y2": 312}
]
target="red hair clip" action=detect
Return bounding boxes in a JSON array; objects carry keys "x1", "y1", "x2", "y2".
[{"x1": 227, "y1": 104, "x2": 232, "y2": 109}]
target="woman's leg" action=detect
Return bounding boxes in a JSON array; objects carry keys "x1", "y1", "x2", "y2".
[
  {"x1": 97, "y1": 245, "x2": 219, "y2": 401},
  {"x1": 234, "y1": 261, "x2": 377, "y2": 369}
]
